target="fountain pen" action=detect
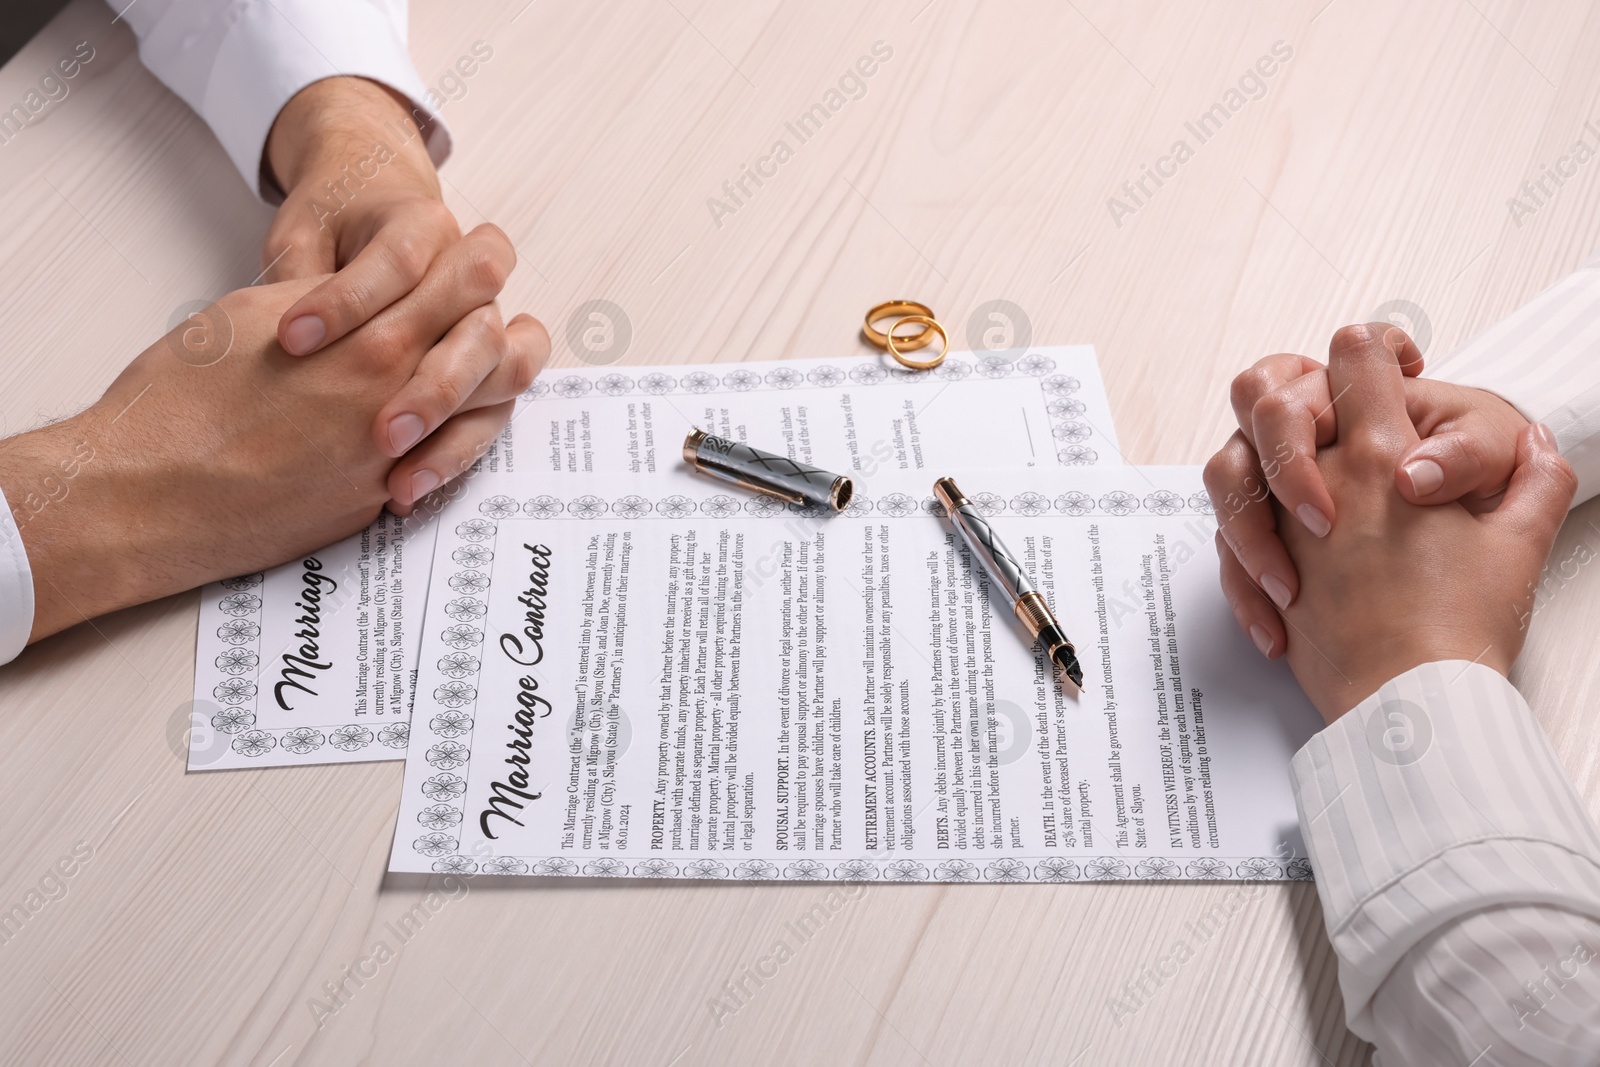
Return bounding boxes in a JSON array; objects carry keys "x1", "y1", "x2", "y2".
[{"x1": 933, "y1": 477, "x2": 1084, "y2": 688}]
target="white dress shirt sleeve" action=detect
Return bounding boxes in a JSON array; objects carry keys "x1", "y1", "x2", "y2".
[
  {"x1": 0, "y1": 1, "x2": 454, "y2": 663},
  {"x1": 1431, "y1": 252, "x2": 1600, "y2": 505},
  {"x1": 0, "y1": 487, "x2": 34, "y2": 665},
  {"x1": 112, "y1": 0, "x2": 451, "y2": 201},
  {"x1": 1293, "y1": 661, "x2": 1600, "y2": 1066}
]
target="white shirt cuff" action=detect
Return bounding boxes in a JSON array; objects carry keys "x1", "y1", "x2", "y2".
[
  {"x1": 0, "y1": 485, "x2": 35, "y2": 664},
  {"x1": 122, "y1": 0, "x2": 451, "y2": 201},
  {"x1": 1430, "y1": 255, "x2": 1600, "y2": 505},
  {"x1": 1291, "y1": 661, "x2": 1600, "y2": 1042}
]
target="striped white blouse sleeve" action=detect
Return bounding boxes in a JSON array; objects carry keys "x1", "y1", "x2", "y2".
[
  {"x1": 1430, "y1": 252, "x2": 1600, "y2": 505},
  {"x1": 111, "y1": 0, "x2": 450, "y2": 201},
  {"x1": 1292, "y1": 661, "x2": 1600, "y2": 1066}
]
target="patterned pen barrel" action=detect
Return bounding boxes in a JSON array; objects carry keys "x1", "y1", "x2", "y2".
[
  {"x1": 682, "y1": 429, "x2": 854, "y2": 512},
  {"x1": 933, "y1": 476, "x2": 1084, "y2": 688}
]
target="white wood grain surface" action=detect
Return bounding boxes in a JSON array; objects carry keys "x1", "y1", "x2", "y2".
[{"x1": 2, "y1": 1, "x2": 1598, "y2": 1063}]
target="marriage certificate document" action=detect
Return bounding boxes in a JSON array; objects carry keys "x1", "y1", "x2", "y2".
[
  {"x1": 388, "y1": 467, "x2": 1322, "y2": 883},
  {"x1": 188, "y1": 349, "x2": 1118, "y2": 769}
]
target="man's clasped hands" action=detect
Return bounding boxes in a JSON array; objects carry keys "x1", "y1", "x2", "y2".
[{"x1": 0, "y1": 78, "x2": 550, "y2": 644}]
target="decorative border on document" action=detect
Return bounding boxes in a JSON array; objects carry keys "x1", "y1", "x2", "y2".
[
  {"x1": 205, "y1": 573, "x2": 278, "y2": 758},
  {"x1": 199, "y1": 572, "x2": 412, "y2": 762},
  {"x1": 405, "y1": 852, "x2": 1312, "y2": 882},
  {"x1": 521, "y1": 354, "x2": 1105, "y2": 467},
  {"x1": 449, "y1": 488, "x2": 1215, "y2": 525},
  {"x1": 403, "y1": 484, "x2": 1231, "y2": 876}
]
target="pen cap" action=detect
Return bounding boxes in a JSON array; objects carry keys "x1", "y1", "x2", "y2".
[{"x1": 683, "y1": 429, "x2": 854, "y2": 512}]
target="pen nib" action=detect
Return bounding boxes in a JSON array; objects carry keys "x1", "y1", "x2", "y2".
[{"x1": 1052, "y1": 645, "x2": 1084, "y2": 689}]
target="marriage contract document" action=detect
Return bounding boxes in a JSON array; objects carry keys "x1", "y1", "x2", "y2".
[
  {"x1": 388, "y1": 467, "x2": 1322, "y2": 883},
  {"x1": 188, "y1": 349, "x2": 1118, "y2": 769}
]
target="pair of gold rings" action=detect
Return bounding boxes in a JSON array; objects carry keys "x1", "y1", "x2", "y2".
[{"x1": 863, "y1": 300, "x2": 949, "y2": 370}]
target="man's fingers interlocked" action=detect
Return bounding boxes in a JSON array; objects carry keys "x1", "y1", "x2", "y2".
[
  {"x1": 385, "y1": 313, "x2": 551, "y2": 511},
  {"x1": 376, "y1": 304, "x2": 508, "y2": 456},
  {"x1": 276, "y1": 199, "x2": 461, "y2": 355}
]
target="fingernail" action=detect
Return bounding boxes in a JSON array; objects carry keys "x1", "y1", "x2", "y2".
[
  {"x1": 389, "y1": 412, "x2": 426, "y2": 454},
  {"x1": 410, "y1": 469, "x2": 440, "y2": 502},
  {"x1": 1403, "y1": 458, "x2": 1444, "y2": 496},
  {"x1": 1249, "y1": 624, "x2": 1274, "y2": 657},
  {"x1": 1260, "y1": 574, "x2": 1293, "y2": 611},
  {"x1": 1534, "y1": 423, "x2": 1557, "y2": 449},
  {"x1": 283, "y1": 315, "x2": 326, "y2": 355},
  {"x1": 1295, "y1": 503, "x2": 1331, "y2": 538}
]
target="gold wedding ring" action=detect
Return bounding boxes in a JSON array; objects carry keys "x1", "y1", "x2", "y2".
[
  {"x1": 865, "y1": 300, "x2": 949, "y2": 370},
  {"x1": 864, "y1": 300, "x2": 936, "y2": 352},
  {"x1": 884, "y1": 314, "x2": 948, "y2": 371}
]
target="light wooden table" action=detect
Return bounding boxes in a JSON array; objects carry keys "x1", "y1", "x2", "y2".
[{"x1": 4, "y1": 1, "x2": 1599, "y2": 1063}]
